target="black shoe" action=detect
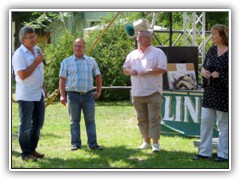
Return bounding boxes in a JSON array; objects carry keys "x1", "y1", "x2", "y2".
[
  {"x1": 193, "y1": 154, "x2": 210, "y2": 160},
  {"x1": 22, "y1": 154, "x2": 38, "y2": 162},
  {"x1": 89, "y1": 145, "x2": 103, "y2": 150},
  {"x1": 71, "y1": 146, "x2": 81, "y2": 151},
  {"x1": 214, "y1": 157, "x2": 228, "y2": 162},
  {"x1": 32, "y1": 151, "x2": 44, "y2": 158}
]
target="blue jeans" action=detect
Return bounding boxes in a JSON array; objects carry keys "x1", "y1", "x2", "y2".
[
  {"x1": 67, "y1": 91, "x2": 98, "y2": 148},
  {"x1": 17, "y1": 96, "x2": 45, "y2": 157}
]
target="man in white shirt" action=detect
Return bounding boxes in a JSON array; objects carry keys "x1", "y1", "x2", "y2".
[
  {"x1": 123, "y1": 30, "x2": 167, "y2": 152},
  {"x1": 12, "y1": 26, "x2": 47, "y2": 161}
]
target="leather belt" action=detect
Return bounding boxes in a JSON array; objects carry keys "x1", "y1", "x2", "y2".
[{"x1": 68, "y1": 90, "x2": 93, "y2": 95}]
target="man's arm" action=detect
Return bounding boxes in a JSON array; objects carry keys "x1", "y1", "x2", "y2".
[
  {"x1": 42, "y1": 84, "x2": 48, "y2": 97},
  {"x1": 94, "y1": 75, "x2": 102, "y2": 99},
  {"x1": 138, "y1": 67, "x2": 167, "y2": 76},
  {"x1": 17, "y1": 54, "x2": 45, "y2": 80},
  {"x1": 123, "y1": 68, "x2": 138, "y2": 76},
  {"x1": 149, "y1": 67, "x2": 167, "y2": 75},
  {"x1": 59, "y1": 77, "x2": 67, "y2": 106}
]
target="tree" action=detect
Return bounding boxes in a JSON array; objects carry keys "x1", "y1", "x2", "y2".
[
  {"x1": 43, "y1": 32, "x2": 75, "y2": 95},
  {"x1": 206, "y1": 12, "x2": 229, "y2": 30},
  {"x1": 84, "y1": 12, "x2": 144, "y2": 101},
  {"x1": 12, "y1": 12, "x2": 37, "y2": 48},
  {"x1": 12, "y1": 11, "x2": 229, "y2": 101}
]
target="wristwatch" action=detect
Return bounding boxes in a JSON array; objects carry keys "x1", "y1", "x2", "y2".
[{"x1": 146, "y1": 69, "x2": 152, "y2": 74}]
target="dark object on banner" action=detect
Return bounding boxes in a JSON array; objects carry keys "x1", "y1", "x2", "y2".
[{"x1": 173, "y1": 74, "x2": 196, "y2": 90}]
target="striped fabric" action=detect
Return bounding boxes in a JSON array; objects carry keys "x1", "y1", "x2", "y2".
[{"x1": 59, "y1": 55, "x2": 101, "y2": 92}]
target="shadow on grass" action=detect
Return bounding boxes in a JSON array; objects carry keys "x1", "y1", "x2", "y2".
[
  {"x1": 96, "y1": 101, "x2": 132, "y2": 107},
  {"x1": 11, "y1": 131, "x2": 62, "y2": 141},
  {"x1": 11, "y1": 145, "x2": 229, "y2": 170}
]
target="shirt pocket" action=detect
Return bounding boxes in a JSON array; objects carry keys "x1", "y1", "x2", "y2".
[
  {"x1": 25, "y1": 57, "x2": 35, "y2": 67},
  {"x1": 145, "y1": 56, "x2": 155, "y2": 69}
]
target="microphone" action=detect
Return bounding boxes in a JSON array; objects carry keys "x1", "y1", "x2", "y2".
[{"x1": 36, "y1": 49, "x2": 47, "y2": 66}]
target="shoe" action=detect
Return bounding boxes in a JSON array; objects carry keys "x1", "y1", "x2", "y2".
[
  {"x1": 22, "y1": 154, "x2": 38, "y2": 161},
  {"x1": 214, "y1": 157, "x2": 228, "y2": 162},
  {"x1": 89, "y1": 145, "x2": 103, "y2": 150},
  {"x1": 137, "y1": 142, "x2": 151, "y2": 149},
  {"x1": 32, "y1": 151, "x2": 44, "y2": 158},
  {"x1": 193, "y1": 154, "x2": 210, "y2": 160},
  {"x1": 152, "y1": 143, "x2": 160, "y2": 152},
  {"x1": 71, "y1": 146, "x2": 81, "y2": 151}
]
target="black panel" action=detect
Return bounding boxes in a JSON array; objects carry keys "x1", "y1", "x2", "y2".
[{"x1": 157, "y1": 46, "x2": 199, "y2": 89}]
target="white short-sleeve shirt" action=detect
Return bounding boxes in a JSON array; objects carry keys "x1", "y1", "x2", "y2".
[
  {"x1": 123, "y1": 45, "x2": 167, "y2": 96},
  {"x1": 12, "y1": 44, "x2": 44, "y2": 101}
]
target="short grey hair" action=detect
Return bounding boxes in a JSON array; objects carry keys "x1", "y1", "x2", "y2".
[
  {"x1": 19, "y1": 26, "x2": 35, "y2": 43},
  {"x1": 138, "y1": 30, "x2": 153, "y2": 38},
  {"x1": 74, "y1": 37, "x2": 85, "y2": 46}
]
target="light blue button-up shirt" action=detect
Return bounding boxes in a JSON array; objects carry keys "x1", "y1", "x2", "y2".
[
  {"x1": 59, "y1": 55, "x2": 101, "y2": 92},
  {"x1": 12, "y1": 45, "x2": 44, "y2": 101}
]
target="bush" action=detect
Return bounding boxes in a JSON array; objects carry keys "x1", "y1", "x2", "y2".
[
  {"x1": 84, "y1": 13, "x2": 139, "y2": 101},
  {"x1": 41, "y1": 12, "x2": 149, "y2": 101},
  {"x1": 43, "y1": 32, "x2": 75, "y2": 95},
  {"x1": 45, "y1": 12, "x2": 209, "y2": 101}
]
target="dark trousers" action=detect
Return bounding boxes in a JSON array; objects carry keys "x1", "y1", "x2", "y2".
[{"x1": 17, "y1": 96, "x2": 45, "y2": 157}]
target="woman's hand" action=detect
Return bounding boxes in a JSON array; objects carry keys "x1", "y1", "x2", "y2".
[
  {"x1": 201, "y1": 68, "x2": 211, "y2": 79},
  {"x1": 211, "y1": 71, "x2": 220, "y2": 78}
]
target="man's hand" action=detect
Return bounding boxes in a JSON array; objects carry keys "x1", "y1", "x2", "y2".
[
  {"x1": 60, "y1": 95, "x2": 67, "y2": 106},
  {"x1": 130, "y1": 70, "x2": 138, "y2": 76},
  {"x1": 94, "y1": 91, "x2": 101, "y2": 99},
  {"x1": 138, "y1": 70, "x2": 147, "y2": 76}
]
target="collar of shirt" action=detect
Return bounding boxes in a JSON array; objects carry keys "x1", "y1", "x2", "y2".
[
  {"x1": 20, "y1": 44, "x2": 29, "y2": 53},
  {"x1": 73, "y1": 54, "x2": 87, "y2": 61},
  {"x1": 20, "y1": 44, "x2": 38, "y2": 54},
  {"x1": 138, "y1": 45, "x2": 152, "y2": 54}
]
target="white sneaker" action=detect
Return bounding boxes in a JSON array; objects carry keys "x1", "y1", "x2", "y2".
[
  {"x1": 152, "y1": 144, "x2": 160, "y2": 152},
  {"x1": 137, "y1": 142, "x2": 151, "y2": 149}
]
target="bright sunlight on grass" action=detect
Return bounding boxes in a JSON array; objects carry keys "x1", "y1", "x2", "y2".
[{"x1": 11, "y1": 101, "x2": 229, "y2": 169}]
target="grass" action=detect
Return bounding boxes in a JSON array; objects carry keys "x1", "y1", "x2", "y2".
[{"x1": 11, "y1": 101, "x2": 229, "y2": 170}]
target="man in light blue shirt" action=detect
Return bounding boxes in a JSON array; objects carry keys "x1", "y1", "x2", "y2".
[
  {"x1": 59, "y1": 38, "x2": 103, "y2": 151},
  {"x1": 12, "y1": 26, "x2": 47, "y2": 161}
]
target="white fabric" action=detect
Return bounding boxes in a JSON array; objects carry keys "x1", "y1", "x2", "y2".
[
  {"x1": 123, "y1": 45, "x2": 167, "y2": 96},
  {"x1": 12, "y1": 44, "x2": 44, "y2": 101},
  {"x1": 199, "y1": 107, "x2": 229, "y2": 159}
]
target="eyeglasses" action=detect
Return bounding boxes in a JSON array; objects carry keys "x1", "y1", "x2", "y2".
[
  {"x1": 74, "y1": 45, "x2": 84, "y2": 48},
  {"x1": 24, "y1": 35, "x2": 37, "y2": 40},
  {"x1": 140, "y1": 35, "x2": 151, "y2": 38}
]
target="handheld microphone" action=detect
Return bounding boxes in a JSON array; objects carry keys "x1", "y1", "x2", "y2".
[{"x1": 36, "y1": 49, "x2": 47, "y2": 66}]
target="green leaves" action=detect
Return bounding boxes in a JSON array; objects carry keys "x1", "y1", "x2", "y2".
[
  {"x1": 43, "y1": 32, "x2": 74, "y2": 95},
  {"x1": 24, "y1": 11, "x2": 228, "y2": 101}
]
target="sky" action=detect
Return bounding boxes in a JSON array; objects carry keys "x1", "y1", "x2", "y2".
[{"x1": 2, "y1": 0, "x2": 239, "y2": 178}]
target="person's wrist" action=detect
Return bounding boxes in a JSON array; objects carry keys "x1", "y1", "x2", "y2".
[
  {"x1": 146, "y1": 69, "x2": 152, "y2": 74},
  {"x1": 129, "y1": 69, "x2": 133, "y2": 75}
]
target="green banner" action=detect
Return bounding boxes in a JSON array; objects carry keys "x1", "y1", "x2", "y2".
[{"x1": 161, "y1": 90, "x2": 219, "y2": 137}]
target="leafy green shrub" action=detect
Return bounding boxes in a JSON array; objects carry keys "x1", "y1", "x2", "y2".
[
  {"x1": 84, "y1": 14, "x2": 138, "y2": 101},
  {"x1": 41, "y1": 12, "x2": 222, "y2": 101},
  {"x1": 43, "y1": 32, "x2": 74, "y2": 95}
]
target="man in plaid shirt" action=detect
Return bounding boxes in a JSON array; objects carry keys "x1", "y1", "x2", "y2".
[{"x1": 59, "y1": 38, "x2": 103, "y2": 151}]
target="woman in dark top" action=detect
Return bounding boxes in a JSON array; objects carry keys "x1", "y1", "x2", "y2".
[{"x1": 194, "y1": 24, "x2": 229, "y2": 162}]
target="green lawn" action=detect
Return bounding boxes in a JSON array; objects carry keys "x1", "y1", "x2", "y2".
[{"x1": 11, "y1": 101, "x2": 229, "y2": 169}]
